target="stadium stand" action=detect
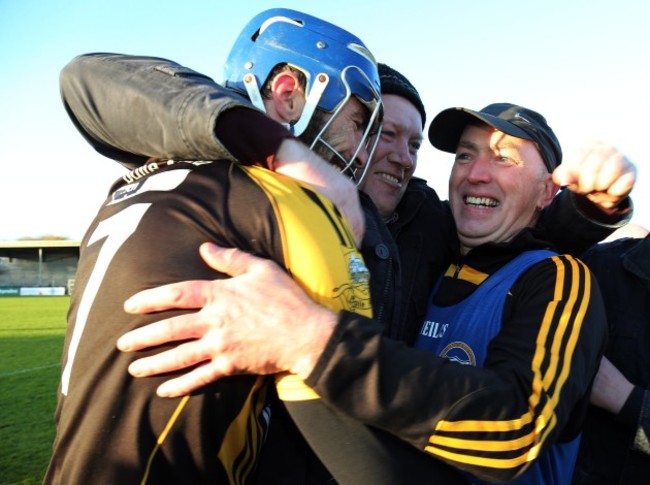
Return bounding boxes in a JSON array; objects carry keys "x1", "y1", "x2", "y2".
[{"x1": 0, "y1": 240, "x2": 80, "y2": 295}]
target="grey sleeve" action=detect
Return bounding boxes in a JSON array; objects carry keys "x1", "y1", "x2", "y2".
[{"x1": 60, "y1": 53, "x2": 258, "y2": 168}]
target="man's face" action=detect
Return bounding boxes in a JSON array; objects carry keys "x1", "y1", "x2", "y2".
[
  {"x1": 359, "y1": 94, "x2": 423, "y2": 218},
  {"x1": 449, "y1": 123, "x2": 554, "y2": 254},
  {"x1": 310, "y1": 96, "x2": 373, "y2": 177}
]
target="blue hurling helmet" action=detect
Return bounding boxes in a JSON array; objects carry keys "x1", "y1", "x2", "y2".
[{"x1": 223, "y1": 8, "x2": 383, "y2": 184}]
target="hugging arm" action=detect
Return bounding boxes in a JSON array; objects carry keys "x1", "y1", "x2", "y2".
[
  {"x1": 119, "y1": 246, "x2": 606, "y2": 482},
  {"x1": 60, "y1": 53, "x2": 258, "y2": 167},
  {"x1": 591, "y1": 357, "x2": 650, "y2": 457},
  {"x1": 61, "y1": 53, "x2": 364, "y2": 241}
]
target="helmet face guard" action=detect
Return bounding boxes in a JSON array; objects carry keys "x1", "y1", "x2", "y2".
[
  {"x1": 223, "y1": 8, "x2": 383, "y2": 185},
  {"x1": 306, "y1": 66, "x2": 383, "y2": 185}
]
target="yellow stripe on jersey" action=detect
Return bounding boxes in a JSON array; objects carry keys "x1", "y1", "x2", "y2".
[
  {"x1": 244, "y1": 166, "x2": 373, "y2": 403},
  {"x1": 243, "y1": 166, "x2": 372, "y2": 316},
  {"x1": 141, "y1": 395, "x2": 191, "y2": 484},
  {"x1": 424, "y1": 255, "x2": 590, "y2": 470},
  {"x1": 444, "y1": 263, "x2": 489, "y2": 285},
  {"x1": 218, "y1": 376, "x2": 268, "y2": 485},
  {"x1": 275, "y1": 373, "x2": 321, "y2": 401},
  {"x1": 242, "y1": 167, "x2": 372, "y2": 401}
]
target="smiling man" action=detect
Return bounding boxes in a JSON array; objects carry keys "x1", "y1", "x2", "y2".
[
  {"x1": 431, "y1": 104, "x2": 562, "y2": 252},
  {"x1": 412, "y1": 103, "x2": 606, "y2": 483},
  {"x1": 359, "y1": 63, "x2": 425, "y2": 220}
]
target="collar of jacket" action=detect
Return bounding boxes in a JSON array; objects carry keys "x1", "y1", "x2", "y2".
[
  {"x1": 622, "y1": 235, "x2": 650, "y2": 290},
  {"x1": 394, "y1": 177, "x2": 428, "y2": 228}
]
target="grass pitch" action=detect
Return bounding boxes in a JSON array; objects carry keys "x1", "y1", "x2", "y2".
[{"x1": 0, "y1": 296, "x2": 68, "y2": 484}]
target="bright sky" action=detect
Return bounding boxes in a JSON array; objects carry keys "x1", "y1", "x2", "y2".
[{"x1": 1, "y1": 0, "x2": 648, "y2": 241}]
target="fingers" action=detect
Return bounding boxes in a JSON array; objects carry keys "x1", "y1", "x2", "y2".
[
  {"x1": 117, "y1": 314, "x2": 205, "y2": 351},
  {"x1": 607, "y1": 170, "x2": 636, "y2": 198},
  {"x1": 156, "y1": 364, "x2": 225, "y2": 397},
  {"x1": 124, "y1": 280, "x2": 211, "y2": 314},
  {"x1": 551, "y1": 163, "x2": 576, "y2": 188},
  {"x1": 199, "y1": 242, "x2": 261, "y2": 277},
  {"x1": 552, "y1": 142, "x2": 636, "y2": 206},
  {"x1": 124, "y1": 336, "x2": 229, "y2": 397},
  {"x1": 579, "y1": 143, "x2": 634, "y2": 193},
  {"x1": 126, "y1": 340, "x2": 207, "y2": 376},
  {"x1": 127, "y1": 340, "x2": 237, "y2": 398},
  {"x1": 123, "y1": 243, "x2": 246, "y2": 314}
]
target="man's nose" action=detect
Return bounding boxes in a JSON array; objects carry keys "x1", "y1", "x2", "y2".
[
  {"x1": 354, "y1": 139, "x2": 370, "y2": 169},
  {"x1": 466, "y1": 155, "x2": 492, "y2": 182},
  {"x1": 395, "y1": 140, "x2": 415, "y2": 170}
]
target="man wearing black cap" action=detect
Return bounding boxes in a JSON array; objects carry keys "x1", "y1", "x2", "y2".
[
  {"x1": 117, "y1": 103, "x2": 620, "y2": 483},
  {"x1": 410, "y1": 103, "x2": 605, "y2": 483}
]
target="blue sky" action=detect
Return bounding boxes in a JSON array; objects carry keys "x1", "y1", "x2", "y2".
[{"x1": 1, "y1": 0, "x2": 648, "y2": 240}]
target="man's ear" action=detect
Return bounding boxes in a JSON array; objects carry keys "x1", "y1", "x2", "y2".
[
  {"x1": 539, "y1": 174, "x2": 560, "y2": 209},
  {"x1": 269, "y1": 72, "x2": 306, "y2": 124}
]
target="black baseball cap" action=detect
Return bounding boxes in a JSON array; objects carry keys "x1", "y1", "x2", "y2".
[{"x1": 428, "y1": 103, "x2": 562, "y2": 172}]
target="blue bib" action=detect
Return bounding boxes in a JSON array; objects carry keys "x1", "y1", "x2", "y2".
[{"x1": 416, "y1": 250, "x2": 579, "y2": 485}]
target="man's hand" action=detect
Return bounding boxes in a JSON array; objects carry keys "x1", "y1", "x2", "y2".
[
  {"x1": 117, "y1": 243, "x2": 336, "y2": 397},
  {"x1": 553, "y1": 142, "x2": 636, "y2": 210},
  {"x1": 273, "y1": 139, "x2": 365, "y2": 245}
]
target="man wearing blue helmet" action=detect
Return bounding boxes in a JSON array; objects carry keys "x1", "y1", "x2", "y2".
[
  {"x1": 45, "y1": 9, "x2": 387, "y2": 484},
  {"x1": 221, "y1": 10, "x2": 382, "y2": 183}
]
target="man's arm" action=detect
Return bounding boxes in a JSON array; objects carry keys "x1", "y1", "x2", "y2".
[
  {"x1": 591, "y1": 357, "x2": 650, "y2": 456},
  {"x1": 538, "y1": 142, "x2": 635, "y2": 254},
  {"x1": 61, "y1": 53, "x2": 364, "y2": 242},
  {"x1": 60, "y1": 53, "x2": 253, "y2": 167},
  {"x1": 117, "y1": 245, "x2": 605, "y2": 482},
  {"x1": 304, "y1": 255, "x2": 606, "y2": 481}
]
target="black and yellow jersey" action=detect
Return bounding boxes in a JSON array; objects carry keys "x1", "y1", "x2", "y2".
[{"x1": 45, "y1": 160, "x2": 371, "y2": 484}]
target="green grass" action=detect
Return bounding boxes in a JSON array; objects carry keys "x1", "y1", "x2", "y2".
[{"x1": 0, "y1": 296, "x2": 68, "y2": 484}]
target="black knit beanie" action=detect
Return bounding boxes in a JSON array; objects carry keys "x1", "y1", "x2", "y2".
[{"x1": 378, "y1": 63, "x2": 426, "y2": 129}]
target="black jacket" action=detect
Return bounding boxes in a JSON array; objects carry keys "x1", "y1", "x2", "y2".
[{"x1": 574, "y1": 235, "x2": 650, "y2": 484}]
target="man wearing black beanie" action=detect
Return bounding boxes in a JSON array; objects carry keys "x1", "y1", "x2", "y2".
[
  {"x1": 378, "y1": 63, "x2": 426, "y2": 129},
  {"x1": 360, "y1": 63, "x2": 428, "y2": 223},
  {"x1": 360, "y1": 63, "x2": 451, "y2": 343}
]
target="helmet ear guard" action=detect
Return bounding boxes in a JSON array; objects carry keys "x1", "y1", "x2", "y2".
[
  {"x1": 242, "y1": 74, "x2": 265, "y2": 114},
  {"x1": 291, "y1": 73, "x2": 330, "y2": 137},
  {"x1": 223, "y1": 8, "x2": 383, "y2": 184}
]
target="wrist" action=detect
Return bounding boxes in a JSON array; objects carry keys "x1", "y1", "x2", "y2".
[
  {"x1": 290, "y1": 308, "x2": 337, "y2": 380},
  {"x1": 617, "y1": 385, "x2": 644, "y2": 426},
  {"x1": 573, "y1": 191, "x2": 633, "y2": 226},
  {"x1": 215, "y1": 107, "x2": 294, "y2": 167}
]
